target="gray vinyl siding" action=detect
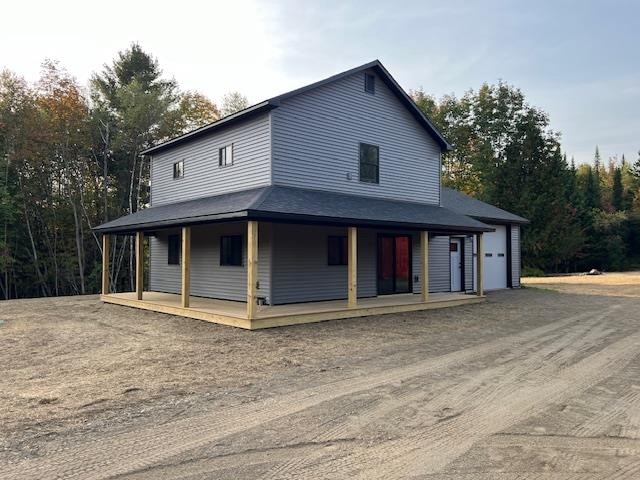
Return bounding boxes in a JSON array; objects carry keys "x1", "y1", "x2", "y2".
[
  {"x1": 511, "y1": 225, "x2": 521, "y2": 287},
  {"x1": 148, "y1": 222, "x2": 272, "y2": 303},
  {"x1": 270, "y1": 224, "x2": 377, "y2": 304},
  {"x1": 464, "y1": 236, "x2": 474, "y2": 292},
  {"x1": 150, "y1": 114, "x2": 271, "y2": 207},
  {"x1": 428, "y1": 235, "x2": 450, "y2": 293},
  {"x1": 271, "y1": 70, "x2": 441, "y2": 205}
]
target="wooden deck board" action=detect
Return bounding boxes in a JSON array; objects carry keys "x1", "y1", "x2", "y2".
[{"x1": 102, "y1": 291, "x2": 485, "y2": 330}]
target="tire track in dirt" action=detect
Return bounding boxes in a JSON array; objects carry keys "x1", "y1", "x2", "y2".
[
  {"x1": 0, "y1": 307, "x2": 615, "y2": 480},
  {"x1": 354, "y1": 327, "x2": 640, "y2": 478},
  {"x1": 258, "y1": 306, "x2": 613, "y2": 479},
  {"x1": 571, "y1": 390, "x2": 640, "y2": 438},
  {"x1": 289, "y1": 306, "x2": 633, "y2": 479}
]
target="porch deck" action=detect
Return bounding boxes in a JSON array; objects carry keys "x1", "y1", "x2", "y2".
[{"x1": 101, "y1": 291, "x2": 485, "y2": 330}]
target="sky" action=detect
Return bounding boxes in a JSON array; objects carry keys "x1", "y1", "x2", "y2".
[{"x1": 2, "y1": 0, "x2": 638, "y2": 164}]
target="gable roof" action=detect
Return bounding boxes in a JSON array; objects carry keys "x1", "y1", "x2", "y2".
[
  {"x1": 441, "y1": 187, "x2": 528, "y2": 225},
  {"x1": 93, "y1": 185, "x2": 492, "y2": 235},
  {"x1": 140, "y1": 60, "x2": 451, "y2": 156}
]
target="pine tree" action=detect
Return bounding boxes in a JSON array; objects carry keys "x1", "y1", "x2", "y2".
[
  {"x1": 592, "y1": 146, "x2": 602, "y2": 207},
  {"x1": 612, "y1": 167, "x2": 624, "y2": 210},
  {"x1": 584, "y1": 166, "x2": 600, "y2": 210}
]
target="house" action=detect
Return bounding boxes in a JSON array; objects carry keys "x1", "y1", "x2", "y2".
[{"x1": 94, "y1": 60, "x2": 527, "y2": 329}]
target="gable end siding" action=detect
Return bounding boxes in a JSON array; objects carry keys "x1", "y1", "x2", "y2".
[
  {"x1": 270, "y1": 71, "x2": 441, "y2": 204},
  {"x1": 150, "y1": 114, "x2": 271, "y2": 207}
]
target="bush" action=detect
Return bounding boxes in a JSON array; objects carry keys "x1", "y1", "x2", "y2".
[{"x1": 522, "y1": 266, "x2": 545, "y2": 277}]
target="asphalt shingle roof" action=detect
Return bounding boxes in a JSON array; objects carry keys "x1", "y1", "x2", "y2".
[
  {"x1": 94, "y1": 186, "x2": 493, "y2": 234},
  {"x1": 441, "y1": 187, "x2": 528, "y2": 225}
]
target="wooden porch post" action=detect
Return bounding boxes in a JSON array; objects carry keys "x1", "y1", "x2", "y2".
[
  {"x1": 476, "y1": 233, "x2": 484, "y2": 296},
  {"x1": 247, "y1": 220, "x2": 258, "y2": 319},
  {"x1": 181, "y1": 226, "x2": 191, "y2": 308},
  {"x1": 135, "y1": 231, "x2": 144, "y2": 300},
  {"x1": 420, "y1": 231, "x2": 429, "y2": 302},
  {"x1": 348, "y1": 226, "x2": 357, "y2": 308},
  {"x1": 102, "y1": 234, "x2": 110, "y2": 295}
]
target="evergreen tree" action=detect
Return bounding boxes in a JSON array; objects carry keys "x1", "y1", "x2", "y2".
[
  {"x1": 612, "y1": 167, "x2": 624, "y2": 210},
  {"x1": 592, "y1": 146, "x2": 602, "y2": 207},
  {"x1": 583, "y1": 166, "x2": 600, "y2": 210}
]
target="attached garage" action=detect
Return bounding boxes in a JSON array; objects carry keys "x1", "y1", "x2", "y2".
[{"x1": 441, "y1": 188, "x2": 528, "y2": 292}]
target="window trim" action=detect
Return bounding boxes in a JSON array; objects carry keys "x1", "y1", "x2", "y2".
[
  {"x1": 218, "y1": 144, "x2": 234, "y2": 167},
  {"x1": 327, "y1": 235, "x2": 348, "y2": 266},
  {"x1": 173, "y1": 160, "x2": 184, "y2": 180},
  {"x1": 168, "y1": 234, "x2": 181, "y2": 265},
  {"x1": 359, "y1": 142, "x2": 379, "y2": 184},
  {"x1": 220, "y1": 234, "x2": 243, "y2": 266},
  {"x1": 364, "y1": 73, "x2": 375, "y2": 94}
]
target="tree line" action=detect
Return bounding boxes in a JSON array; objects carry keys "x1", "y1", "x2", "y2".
[
  {"x1": 1, "y1": 44, "x2": 637, "y2": 299},
  {"x1": 0, "y1": 44, "x2": 248, "y2": 299},
  {"x1": 412, "y1": 85, "x2": 640, "y2": 274}
]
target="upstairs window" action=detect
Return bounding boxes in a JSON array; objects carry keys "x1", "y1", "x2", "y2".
[
  {"x1": 364, "y1": 73, "x2": 375, "y2": 94},
  {"x1": 168, "y1": 234, "x2": 181, "y2": 265},
  {"x1": 220, "y1": 235, "x2": 242, "y2": 266},
  {"x1": 219, "y1": 144, "x2": 234, "y2": 167},
  {"x1": 359, "y1": 143, "x2": 379, "y2": 183},
  {"x1": 328, "y1": 236, "x2": 348, "y2": 266},
  {"x1": 173, "y1": 160, "x2": 184, "y2": 179}
]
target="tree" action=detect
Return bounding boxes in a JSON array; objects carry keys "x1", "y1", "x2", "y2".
[
  {"x1": 220, "y1": 92, "x2": 249, "y2": 117},
  {"x1": 612, "y1": 167, "x2": 624, "y2": 211},
  {"x1": 413, "y1": 81, "x2": 583, "y2": 272}
]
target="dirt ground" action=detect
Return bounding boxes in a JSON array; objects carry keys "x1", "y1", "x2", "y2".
[{"x1": 2, "y1": 276, "x2": 640, "y2": 479}]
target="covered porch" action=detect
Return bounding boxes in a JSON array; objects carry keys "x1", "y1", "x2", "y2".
[{"x1": 95, "y1": 186, "x2": 492, "y2": 329}]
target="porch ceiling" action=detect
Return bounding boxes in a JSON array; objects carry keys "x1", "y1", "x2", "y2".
[{"x1": 93, "y1": 186, "x2": 494, "y2": 235}]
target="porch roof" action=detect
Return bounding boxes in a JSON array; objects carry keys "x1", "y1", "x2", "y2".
[{"x1": 93, "y1": 186, "x2": 494, "y2": 234}]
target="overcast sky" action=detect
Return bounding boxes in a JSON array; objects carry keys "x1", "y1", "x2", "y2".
[{"x1": 2, "y1": 0, "x2": 638, "y2": 164}]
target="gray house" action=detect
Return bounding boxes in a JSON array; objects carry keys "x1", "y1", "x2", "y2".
[{"x1": 95, "y1": 60, "x2": 526, "y2": 329}]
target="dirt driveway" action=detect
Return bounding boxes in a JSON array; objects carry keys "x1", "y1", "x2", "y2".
[{"x1": 2, "y1": 277, "x2": 640, "y2": 479}]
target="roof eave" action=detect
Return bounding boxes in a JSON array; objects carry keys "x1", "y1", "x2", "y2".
[
  {"x1": 93, "y1": 211, "x2": 249, "y2": 235},
  {"x1": 247, "y1": 210, "x2": 494, "y2": 233}
]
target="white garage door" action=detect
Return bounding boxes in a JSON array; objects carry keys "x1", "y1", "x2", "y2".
[{"x1": 483, "y1": 225, "x2": 507, "y2": 290}]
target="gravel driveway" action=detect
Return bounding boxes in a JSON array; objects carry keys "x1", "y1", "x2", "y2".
[{"x1": 2, "y1": 279, "x2": 640, "y2": 479}]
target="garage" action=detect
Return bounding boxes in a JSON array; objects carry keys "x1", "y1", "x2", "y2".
[{"x1": 441, "y1": 187, "x2": 528, "y2": 292}]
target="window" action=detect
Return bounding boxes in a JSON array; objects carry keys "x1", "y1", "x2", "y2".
[
  {"x1": 220, "y1": 235, "x2": 242, "y2": 266},
  {"x1": 173, "y1": 160, "x2": 184, "y2": 179},
  {"x1": 364, "y1": 73, "x2": 375, "y2": 94},
  {"x1": 168, "y1": 234, "x2": 181, "y2": 265},
  {"x1": 328, "y1": 236, "x2": 348, "y2": 266},
  {"x1": 219, "y1": 144, "x2": 233, "y2": 167},
  {"x1": 359, "y1": 143, "x2": 379, "y2": 183}
]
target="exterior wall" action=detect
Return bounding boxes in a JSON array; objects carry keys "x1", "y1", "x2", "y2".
[
  {"x1": 427, "y1": 235, "x2": 451, "y2": 293},
  {"x1": 149, "y1": 222, "x2": 272, "y2": 303},
  {"x1": 271, "y1": 70, "x2": 442, "y2": 204},
  {"x1": 464, "y1": 236, "x2": 474, "y2": 292},
  {"x1": 511, "y1": 225, "x2": 521, "y2": 287},
  {"x1": 271, "y1": 224, "x2": 377, "y2": 304},
  {"x1": 150, "y1": 114, "x2": 271, "y2": 207},
  {"x1": 411, "y1": 234, "x2": 453, "y2": 294}
]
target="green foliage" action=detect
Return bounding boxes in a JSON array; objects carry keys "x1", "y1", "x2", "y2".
[
  {"x1": 521, "y1": 266, "x2": 545, "y2": 277},
  {"x1": 0, "y1": 44, "x2": 223, "y2": 299}
]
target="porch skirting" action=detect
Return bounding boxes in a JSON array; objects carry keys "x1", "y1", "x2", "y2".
[{"x1": 101, "y1": 291, "x2": 485, "y2": 330}]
